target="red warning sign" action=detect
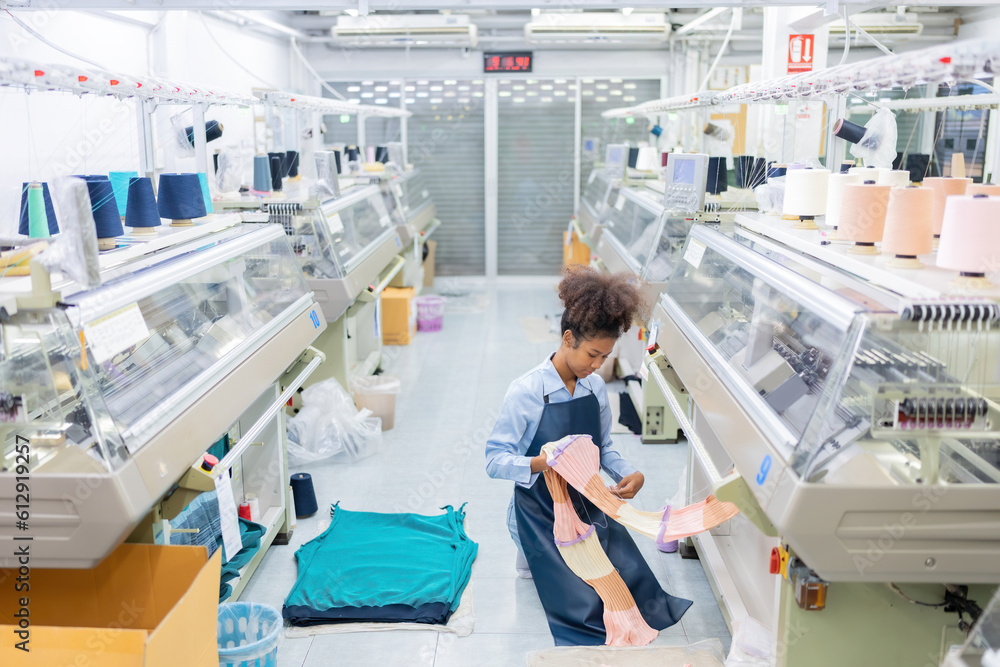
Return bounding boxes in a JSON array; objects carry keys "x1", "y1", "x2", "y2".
[{"x1": 787, "y1": 34, "x2": 814, "y2": 73}]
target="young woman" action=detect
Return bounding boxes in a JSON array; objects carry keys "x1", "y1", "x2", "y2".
[{"x1": 485, "y1": 266, "x2": 691, "y2": 646}]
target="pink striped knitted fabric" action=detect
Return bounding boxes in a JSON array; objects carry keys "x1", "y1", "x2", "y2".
[{"x1": 541, "y1": 434, "x2": 741, "y2": 646}]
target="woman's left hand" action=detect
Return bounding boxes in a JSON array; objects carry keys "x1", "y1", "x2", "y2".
[{"x1": 611, "y1": 471, "x2": 645, "y2": 499}]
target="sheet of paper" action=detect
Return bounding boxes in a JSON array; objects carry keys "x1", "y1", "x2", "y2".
[
  {"x1": 215, "y1": 472, "x2": 243, "y2": 562},
  {"x1": 82, "y1": 303, "x2": 149, "y2": 364},
  {"x1": 683, "y1": 239, "x2": 707, "y2": 268}
]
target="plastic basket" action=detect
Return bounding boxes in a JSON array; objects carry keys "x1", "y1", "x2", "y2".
[
  {"x1": 217, "y1": 601, "x2": 281, "y2": 667},
  {"x1": 414, "y1": 295, "x2": 445, "y2": 332}
]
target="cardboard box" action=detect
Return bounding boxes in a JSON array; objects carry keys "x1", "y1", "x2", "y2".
[
  {"x1": 563, "y1": 230, "x2": 590, "y2": 267},
  {"x1": 0, "y1": 544, "x2": 221, "y2": 667},
  {"x1": 382, "y1": 286, "x2": 417, "y2": 345},
  {"x1": 423, "y1": 239, "x2": 437, "y2": 288}
]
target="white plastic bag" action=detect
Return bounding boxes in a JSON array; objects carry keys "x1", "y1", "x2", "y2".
[
  {"x1": 725, "y1": 617, "x2": 774, "y2": 667},
  {"x1": 754, "y1": 176, "x2": 785, "y2": 215},
  {"x1": 286, "y1": 378, "x2": 382, "y2": 465},
  {"x1": 851, "y1": 106, "x2": 898, "y2": 169}
]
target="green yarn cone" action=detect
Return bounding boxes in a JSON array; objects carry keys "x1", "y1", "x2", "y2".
[{"x1": 27, "y1": 183, "x2": 50, "y2": 239}]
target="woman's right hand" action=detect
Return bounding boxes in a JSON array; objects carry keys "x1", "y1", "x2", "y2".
[{"x1": 530, "y1": 453, "x2": 550, "y2": 473}]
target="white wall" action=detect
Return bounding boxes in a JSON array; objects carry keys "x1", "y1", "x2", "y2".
[
  {"x1": 304, "y1": 44, "x2": 674, "y2": 81},
  {"x1": 0, "y1": 10, "x2": 292, "y2": 236}
]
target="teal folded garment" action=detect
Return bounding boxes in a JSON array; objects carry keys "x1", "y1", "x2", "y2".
[{"x1": 284, "y1": 504, "x2": 477, "y2": 622}]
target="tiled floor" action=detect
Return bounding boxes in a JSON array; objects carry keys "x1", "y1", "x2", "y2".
[{"x1": 241, "y1": 280, "x2": 732, "y2": 666}]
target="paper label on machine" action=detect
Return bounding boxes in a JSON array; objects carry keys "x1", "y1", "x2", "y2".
[
  {"x1": 83, "y1": 303, "x2": 150, "y2": 364},
  {"x1": 215, "y1": 472, "x2": 243, "y2": 560},
  {"x1": 683, "y1": 239, "x2": 706, "y2": 268}
]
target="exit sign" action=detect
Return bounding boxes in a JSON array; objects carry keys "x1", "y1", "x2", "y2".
[{"x1": 484, "y1": 52, "x2": 533, "y2": 73}]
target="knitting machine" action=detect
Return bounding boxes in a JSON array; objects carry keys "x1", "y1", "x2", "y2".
[
  {"x1": 594, "y1": 185, "x2": 666, "y2": 279},
  {"x1": 0, "y1": 223, "x2": 327, "y2": 568},
  {"x1": 572, "y1": 169, "x2": 621, "y2": 250},
  {"x1": 379, "y1": 169, "x2": 440, "y2": 290},
  {"x1": 257, "y1": 183, "x2": 404, "y2": 392},
  {"x1": 647, "y1": 221, "x2": 1000, "y2": 665}
]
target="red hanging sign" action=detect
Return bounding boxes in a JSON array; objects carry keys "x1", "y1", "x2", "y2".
[{"x1": 787, "y1": 34, "x2": 814, "y2": 73}]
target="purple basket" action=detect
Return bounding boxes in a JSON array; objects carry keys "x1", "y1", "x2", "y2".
[{"x1": 415, "y1": 295, "x2": 445, "y2": 332}]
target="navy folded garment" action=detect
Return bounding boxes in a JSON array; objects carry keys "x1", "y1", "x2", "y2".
[{"x1": 283, "y1": 503, "x2": 477, "y2": 626}]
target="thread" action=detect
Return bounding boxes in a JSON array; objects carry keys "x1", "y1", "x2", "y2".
[
  {"x1": 661, "y1": 152, "x2": 670, "y2": 168},
  {"x1": 19, "y1": 182, "x2": 58, "y2": 236},
  {"x1": 268, "y1": 150, "x2": 287, "y2": 177},
  {"x1": 967, "y1": 183, "x2": 1000, "y2": 196},
  {"x1": 838, "y1": 180, "x2": 891, "y2": 253},
  {"x1": 882, "y1": 186, "x2": 934, "y2": 267},
  {"x1": 24, "y1": 183, "x2": 50, "y2": 239},
  {"x1": 238, "y1": 502, "x2": 252, "y2": 521},
  {"x1": 783, "y1": 169, "x2": 830, "y2": 224},
  {"x1": 109, "y1": 171, "x2": 138, "y2": 217},
  {"x1": 878, "y1": 170, "x2": 910, "y2": 187},
  {"x1": 706, "y1": 156, "x2": 728, "y2": 195},
  {"x1": 346, "y1": 146, "x2": 360, "y2": 163},
  {"x1": 197, "y1": 172, "x2": 214, "y2": 214},
  {"x1": 767, "y1": 162, "x2": 786, "y2": 180},
  {"x1": 905, "y1": 154, "x2": 931, "y2": 182},
  {"x1": 366, "y1": 145, "x2": 377, "y2": 164},
  {"x1": 252, "y1": 155, "x2": 272, "y2": 195},
  {"x1": 80, "y1": 175, "x2": 124, "y2": 247},
  {"x1": 840, "y1": 161, "x2": 855, "y2": 173},
  {"x1": 849, "y1": 165, "x2": 886, "y2": 181},
  {"x1": 833, "y1": 118, "x2": 867, "y2": 144},
  {"x1": 185, "y1": 119, "x2": 223, "y2": 146},
  {"x1": 627, "y1": 147, "x2": 640, "y2": 169},
  {"x1": 735, "y1": 155, "x2": 765, "y2": 189},
  {"x1": 157, "y1": 173, "x2": 208, "y2": 225},
  {"x1": 334, "y1": 149, "x2": 342, "y2": 174},
  {"x1": 825, "y1": 172, "x2": 862, "y2": 230},
  {"x1": 375, "y1": 146, "x2": 389, "y2": 164},
  {"x1": 923, "y1": 177, "x2": 971, "y2": 236},
  {"x1": 951, "y1": 152, "x2": 966, "y2": 178},
  {"x1": 245, "y1": 494, "x2": 260, "y2": 522},
  {"x1": 937, "y1": 194, "x2": 1000, "y2": 286},
  {"x1": 124, "y1": 177, "x2": 160, "y2": 233},
  {"x1": 290, "y1": 472, "x2": 318, "y2": 517},
  {"x1": 285, "y1": 150, "x2": 300, "y2": 178},
  {"x1": 269, "y1": 155, "x2": 283, "y2": 191}
]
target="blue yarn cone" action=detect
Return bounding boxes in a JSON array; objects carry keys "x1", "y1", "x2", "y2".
[
  {"x1": 157, "y1": 173, "x2": 207, "y2": 223},
  {"x1": 124, "y1": 177, "x2": 161, "y2": 230},
  {"x1": 18, "y1": 182, "x2": 59, "y2": 236},
  {"x1": 252, "y1": 155, "x2": 272, "y2": 194},
  {"x1": 185, "y1": 119, "x2": 224, "y2": 146},
  {"x1": 285, "y1": 150, "x2": 300, "y2": 178},
  {"x1": 269, "y1": 155, "x2": 283, "y2": 192},
  {"x1": 81, "y1": 176, "x2": 124, "y2": 242},
  {"x1": 109, "y1": 171, "x2": 138, "y2": 217}
]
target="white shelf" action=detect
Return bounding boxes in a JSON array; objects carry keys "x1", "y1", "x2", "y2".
[{"x1": 734, "y1": 212, "x2": 1000, "y2": 302}]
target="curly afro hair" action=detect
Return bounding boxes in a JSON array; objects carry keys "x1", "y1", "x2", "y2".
[{"x1": 558, "y1": 265, "x2": 647, "y2": 345}]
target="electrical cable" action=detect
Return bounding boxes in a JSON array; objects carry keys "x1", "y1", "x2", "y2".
[
  {"x1": 3, "y1": 8, "x2": 109, "y2": 71},
  {"x1": 846, "y1": 14, "x2": 894, "y2": 57},
  {"x1": 290, "y1": 37, "x2": 348, "y2": 101},
  {"x1": 197, "y1": 13, "x2": 280, "y2": 90},
  {"x1": 697, "y1": 9, "x2": 738, "y2": 93},
  {"x1": 837, "y1": 7, "x2": 852, "y2": 67},
  {"x1": 889, "y1": 583, "x2": 947, "y2": 608}
]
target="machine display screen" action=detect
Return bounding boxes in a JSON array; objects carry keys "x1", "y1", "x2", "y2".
[{"x1": 672, "y1": 159, "x2": 696, "y2": 185}]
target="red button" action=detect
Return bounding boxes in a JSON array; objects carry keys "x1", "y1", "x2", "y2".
[{"x1": 769, "y1": 547, "x2": 781, "y2": 574}]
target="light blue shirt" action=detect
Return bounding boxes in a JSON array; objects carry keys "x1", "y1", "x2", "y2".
[{"x1": 485, "y1": 355, "x2": 637, "y2": 489}]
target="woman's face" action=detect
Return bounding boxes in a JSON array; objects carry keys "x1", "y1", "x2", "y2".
[{"x1": 562, "y1": 333, "x2": 617, "y2": 379}]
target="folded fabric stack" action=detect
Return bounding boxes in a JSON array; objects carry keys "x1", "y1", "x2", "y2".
[{"x1": 283, "y1": 503, "x2": 478, "y2": 626}]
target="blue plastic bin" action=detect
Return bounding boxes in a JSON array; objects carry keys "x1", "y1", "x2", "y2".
[{"x1": 217, "y1": 601, "x2": 281, "y2": 667}]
